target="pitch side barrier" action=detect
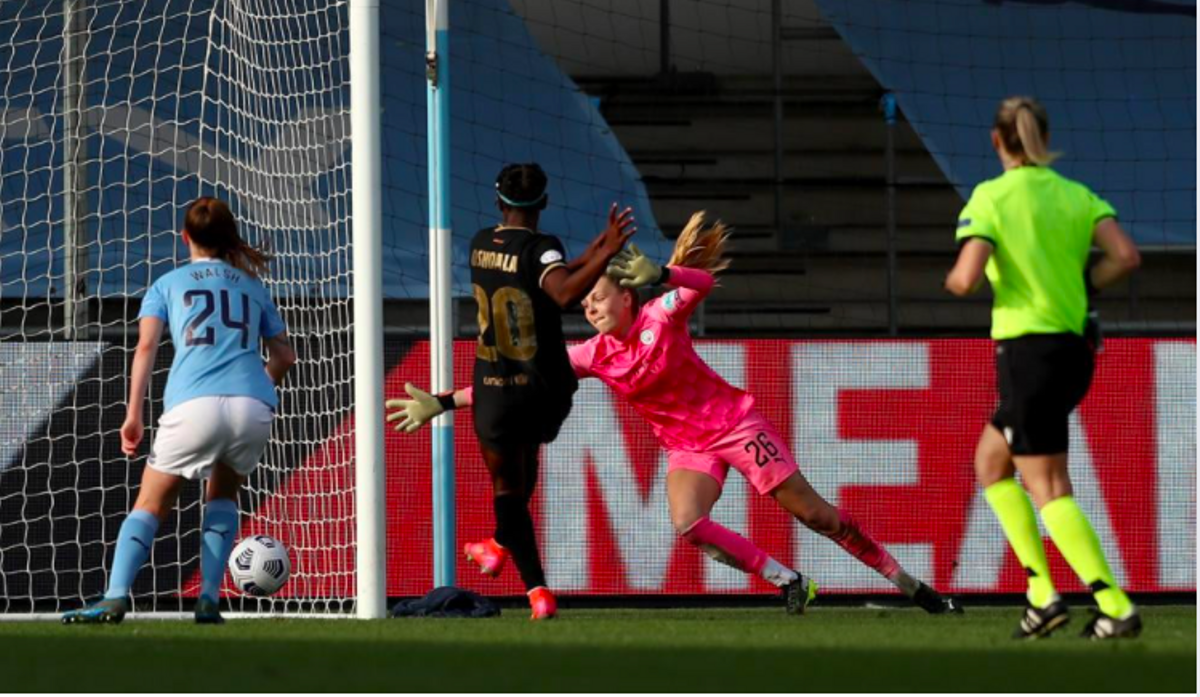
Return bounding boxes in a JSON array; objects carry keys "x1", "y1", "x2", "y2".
[
  {"x1": 382, "y1": 338, "x2": 1194, "y2": 601},
  {"x1": 1, "y1": 337, "x2": 1192, "y2": 613}
]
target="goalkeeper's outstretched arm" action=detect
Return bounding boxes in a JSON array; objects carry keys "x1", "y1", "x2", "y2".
[
  {"x1": 384, "y1": 351, "x2": 597, "y2": 432},
  {"x1": 384, "y1": 384, "x2": 473, "y2": 433}
]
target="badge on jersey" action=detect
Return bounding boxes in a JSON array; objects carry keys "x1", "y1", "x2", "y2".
[{"x1": 640, "y1": 329, "x2": 655, "y2": 345}]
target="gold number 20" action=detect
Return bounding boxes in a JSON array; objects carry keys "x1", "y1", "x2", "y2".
[{"x1": 473, "y1": 284, "x2": 537, "y2": 362}]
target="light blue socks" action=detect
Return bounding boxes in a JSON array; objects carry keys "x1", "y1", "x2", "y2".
[
  {"x1": 104, "y1": 510, "x2": 159, "y2": 600},
  {"x1": 106, "y1": 500, "x2": 240, "y2": 603},
  {"x1": 200, "y1": 498, "x2": 239, "y2": 602}
]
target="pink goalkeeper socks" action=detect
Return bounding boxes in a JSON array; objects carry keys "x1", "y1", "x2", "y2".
[
  {"x1": 681, "y1": 516, "x2": 768, "y2": 574},
  {"x1": 828, "y1": 510, "x2": 904, "y2": 583}
]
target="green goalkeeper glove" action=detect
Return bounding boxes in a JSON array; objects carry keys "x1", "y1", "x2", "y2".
[
  {"x1": 385, "y1": 383, "x2": 445, "y2": 433},
  {"x1": 607, "y1": 244, "x2": 664, "y2": 289}
]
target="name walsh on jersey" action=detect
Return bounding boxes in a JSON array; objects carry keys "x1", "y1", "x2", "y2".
[
  {"x1": 471, "y1": 249, "x2": 519, "y2": 274},
  {"x1": 190, "y1": 266, "x2": 243, "y2": 284}
]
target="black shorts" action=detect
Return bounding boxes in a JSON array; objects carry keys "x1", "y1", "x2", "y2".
[
  {"x1": 473, "y1": 392, "x2": 573, "y2": 451},
  {"x1": 992, "y1": 333, "x2": 1094, "y2": 456}
]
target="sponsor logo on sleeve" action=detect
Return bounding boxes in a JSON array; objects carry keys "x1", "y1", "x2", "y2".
[
  {"x1": 957, "y1": 219, "x2": 972, "y2": 228},
  {"x1": 540, "y1": 249, "x2": 564, "y2": 265},
  {"x1": 663, "y1": 291, "x2": 679, "y2": 310}
]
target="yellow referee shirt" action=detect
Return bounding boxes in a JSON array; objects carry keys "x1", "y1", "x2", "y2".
[{"x1": 955, "y1": 166, "x2": 1116, "y2": 340}]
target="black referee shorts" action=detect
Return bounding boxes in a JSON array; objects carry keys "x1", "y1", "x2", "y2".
[{"x1": 992, "y1": 333, "x2": 1094, "y2": 456}]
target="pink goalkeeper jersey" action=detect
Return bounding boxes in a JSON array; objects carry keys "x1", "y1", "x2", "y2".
[{"x1": 568, "y1": 267, "x2": 754, "y2": 452}]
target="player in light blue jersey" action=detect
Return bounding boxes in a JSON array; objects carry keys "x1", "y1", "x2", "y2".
[{"x1": 63, "y1": 197, "x2": 295, "y2": 625}]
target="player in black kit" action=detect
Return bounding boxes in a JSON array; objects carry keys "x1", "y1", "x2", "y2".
[{"x1": 386, "y1": 163, "x2": 634, "y2": 618}]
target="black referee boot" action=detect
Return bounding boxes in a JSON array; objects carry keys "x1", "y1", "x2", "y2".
[
  {"x1": 1079, "y1": 608, "x2": 1142, "y2": 640},
  {"x1": 1012, "y1": 599, "x2": 1070, "y2": 639}
]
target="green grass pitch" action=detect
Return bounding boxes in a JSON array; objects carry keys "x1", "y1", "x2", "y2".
[{"x1": 2, "y1": 606, "x2": 1193, "y2": 692}]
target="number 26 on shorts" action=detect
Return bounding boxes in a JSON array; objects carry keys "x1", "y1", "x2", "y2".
[{"x1": 744, "y1": 431, "x2": 782, "y2": 468}]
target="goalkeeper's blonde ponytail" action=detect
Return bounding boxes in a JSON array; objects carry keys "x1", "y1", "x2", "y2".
[{"x1": 667, "y1": 211, "x2": 732, "y2": 276}]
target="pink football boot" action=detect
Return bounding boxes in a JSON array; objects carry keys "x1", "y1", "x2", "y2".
[
  {"x1": 464, "y1": 538, "x2": 509, "y2": 577},
  {"x1": 527, "y1": 586, "x2": 557, "y2": 621}
]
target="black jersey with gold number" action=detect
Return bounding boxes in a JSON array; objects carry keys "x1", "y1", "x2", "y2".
[{"x1": 469, "y1": 225, "x2": 578, "y2": 447}]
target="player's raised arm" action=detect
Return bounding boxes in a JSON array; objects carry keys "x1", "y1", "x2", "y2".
[
  {"x1": 563, "y1": 227, "x2": 608, "y2": 272},
  {"x1": 540, "y1": 203, "x2": 635, "y2": 308}
]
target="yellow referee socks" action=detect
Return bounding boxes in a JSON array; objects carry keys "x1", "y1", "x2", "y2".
[
  {"x1": 984, "y1": 479, "x2": 1057, "y2": 608},
  {"x1": 1041, "y1": 495, "x2": 1134, "y2": 619}
]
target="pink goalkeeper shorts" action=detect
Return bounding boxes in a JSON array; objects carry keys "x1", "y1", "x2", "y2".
[{"x1": 666, "y1": 409, "x2": 798, "y2": 495}]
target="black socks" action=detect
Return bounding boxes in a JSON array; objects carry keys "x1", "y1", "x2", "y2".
[{"x1": 493, "y1": 493, "x2": 546, "y2": 591}]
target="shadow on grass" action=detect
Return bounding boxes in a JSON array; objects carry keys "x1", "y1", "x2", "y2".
[{"x1": 3, "y1": 633, "x2": 1195, "y2": 692}]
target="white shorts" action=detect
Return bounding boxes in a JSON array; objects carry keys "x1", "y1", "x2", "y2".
[{"x1": 148, "y1": 396, "x2": 273, "y2": 481}]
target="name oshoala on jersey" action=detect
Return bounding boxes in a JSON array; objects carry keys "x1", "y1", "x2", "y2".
[{"x1": 469, "y1": 225, "x2": 577, "y2": 445}]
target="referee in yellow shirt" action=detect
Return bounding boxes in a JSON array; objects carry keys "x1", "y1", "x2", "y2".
[{"x1": 945, "y1": 96, "x2": 1142, "y2": 640}]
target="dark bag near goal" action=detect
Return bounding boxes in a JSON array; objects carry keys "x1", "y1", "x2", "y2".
[{"x1": 389, "y1": 586, "x2": 501, "y2": 619}]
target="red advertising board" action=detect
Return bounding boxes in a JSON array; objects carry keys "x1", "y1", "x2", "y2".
[{"x1": 246, "y1": 338, "x2": 1195, "y2": 597}]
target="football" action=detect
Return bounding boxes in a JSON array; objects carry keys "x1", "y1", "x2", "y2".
[{"x1": 228, "y1": 535, "x2": 291, "y2": 596}]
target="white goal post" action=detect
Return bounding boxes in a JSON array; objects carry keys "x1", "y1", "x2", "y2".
[{"x1": 0, "y1": 0, "x2": 384, "y2": 618}]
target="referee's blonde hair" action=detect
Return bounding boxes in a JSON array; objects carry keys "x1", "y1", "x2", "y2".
[
  {"x1": 667, "y1": 211, "x2": 732, "y2": 277},
  {"x1": 995, "y1": 96, "x2": 1060, "y2": 166}
]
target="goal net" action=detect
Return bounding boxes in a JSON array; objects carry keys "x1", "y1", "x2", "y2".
[
  {"x1": 0, "y1": 0, "x2": 356, "y2": 616},
  {"x1": 0, "y1": 0, "x2": 665, "y2": 618}
]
